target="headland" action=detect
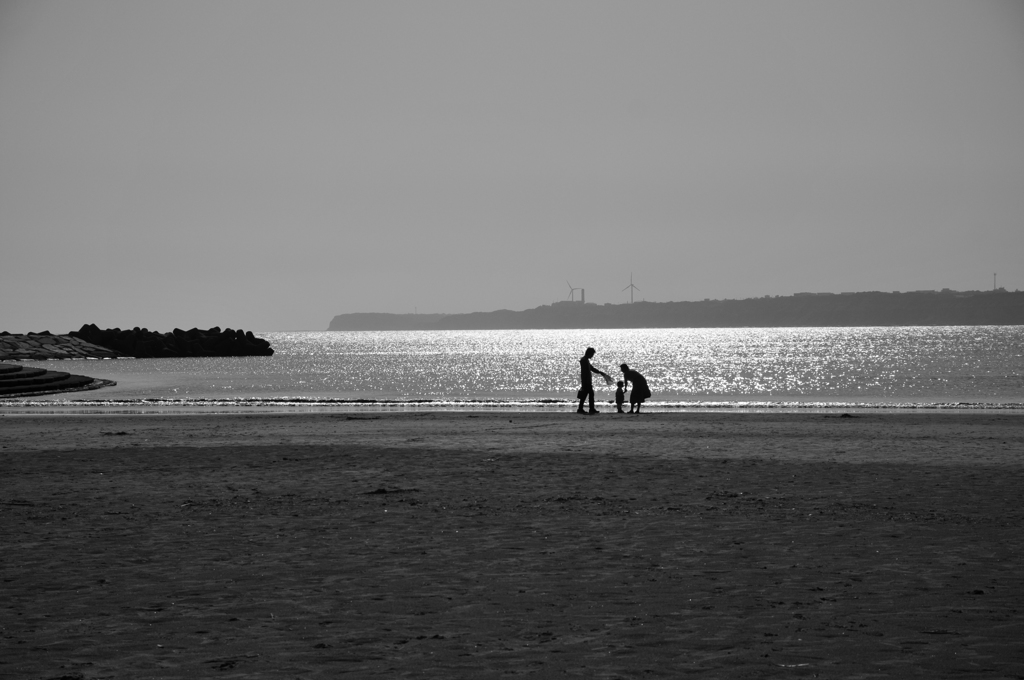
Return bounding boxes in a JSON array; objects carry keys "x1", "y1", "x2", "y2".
[{"x1": 329, "y1": 289, "x2": 1024, "y2": 330}]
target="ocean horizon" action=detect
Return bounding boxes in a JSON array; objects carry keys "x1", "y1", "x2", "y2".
[{"x1": 4, "y1": 326, "x2": 1023, "y2": 413}]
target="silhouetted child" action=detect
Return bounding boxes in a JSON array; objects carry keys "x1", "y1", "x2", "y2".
[{"x1": 615, "y1": 381, "x2": 626, "y2": 413}]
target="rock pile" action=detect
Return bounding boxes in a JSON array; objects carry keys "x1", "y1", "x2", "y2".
[
  {"x1": 69, "y1": 324, "x2": 274, "y2": 358},
  {"x1": 0, "y1": 332, "x2": 121, "y2": 361}
]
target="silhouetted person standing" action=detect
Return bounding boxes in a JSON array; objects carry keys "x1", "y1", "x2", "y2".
[
  {"x1": 620, "y1": 363, "x2": 651, "y2": 414},
  {"x1": 578, "y1": 347, "x2": 611, "y2": 414}
]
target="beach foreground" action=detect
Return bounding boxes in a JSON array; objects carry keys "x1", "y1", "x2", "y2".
[{"x1": 1, "y1": 412, "x2": 1022, "y2": 678}]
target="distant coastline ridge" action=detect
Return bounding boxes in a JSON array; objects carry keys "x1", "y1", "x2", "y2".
[
  {"x1": 326, "y1": 313, "x2": 449, "y2": 331},
  {"x1": 328, "y1": 289, "x2": 1024, "y2": 330}
]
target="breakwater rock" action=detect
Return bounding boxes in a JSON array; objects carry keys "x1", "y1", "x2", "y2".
[
  {"x1": 0, "y1": 332, "x2": 122, "y2": 360},
  {"x1": 69, "y1": 324, "x2": 274, "y2": 358}
]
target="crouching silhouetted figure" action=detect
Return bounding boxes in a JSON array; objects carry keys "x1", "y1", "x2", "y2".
[{"x1": 620, "y1": 363, "x2": 651, "y2": 414}]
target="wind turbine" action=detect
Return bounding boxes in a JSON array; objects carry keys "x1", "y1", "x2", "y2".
[
  {"x1": 622, "y1": 273, "x2": 640, "y2": 304},
  {"x1": 566, "y1": 280, "x2": 581, "y2": 302}
]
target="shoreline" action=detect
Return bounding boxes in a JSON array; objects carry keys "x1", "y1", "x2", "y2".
[
  {"x1": 2, "y1": 412, "x2": 1022, "y2": 678},
  {"x1": 4, "y1": 395, "x2": 1024, "y2": 415},
  {"x1": 3, "y1": 411, "x2": 1023, "y2": 465}
]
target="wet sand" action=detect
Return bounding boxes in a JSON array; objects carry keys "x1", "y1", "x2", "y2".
[{"x1": 1, "y1": 412, "x2": 1022, "y2": 678}]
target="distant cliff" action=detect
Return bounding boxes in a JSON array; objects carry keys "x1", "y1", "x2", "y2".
[
  {"x1": 328, "y1": 290, "x2": 1024, "y2": 330},
  {"x1": 328, "y1": 313, "x2": 449, "y2": 331}
]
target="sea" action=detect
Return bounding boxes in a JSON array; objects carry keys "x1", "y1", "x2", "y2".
[{"x1": 4, "y1": 326, "x2": 1023, "y2": 413}]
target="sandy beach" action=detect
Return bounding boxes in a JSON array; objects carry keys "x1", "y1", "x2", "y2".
[{"x1": 1, "y1": 411, "x2": 1022, "y2": 678}]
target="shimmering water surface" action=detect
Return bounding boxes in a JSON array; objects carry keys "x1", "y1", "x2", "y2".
[{"x1": 7, "y1": 327, "x2": 1024, "y2": 411}]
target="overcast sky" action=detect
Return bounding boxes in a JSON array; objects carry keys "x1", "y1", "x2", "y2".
[{"x1": 2, "y1": 1, "x2": 1022, "y2": 332}]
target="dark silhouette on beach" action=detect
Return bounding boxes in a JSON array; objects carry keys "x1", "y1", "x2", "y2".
[
  {"x1": 620, "y1": 363, "x2": 651, "y2": 414},
  {"x1": 578, "y1": 347, "x2": 611, "y2": 414}
]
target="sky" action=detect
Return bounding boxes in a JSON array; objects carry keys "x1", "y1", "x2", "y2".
[{"x1": 1, "y1": 0, "x2": 1023, "y2": 332}]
